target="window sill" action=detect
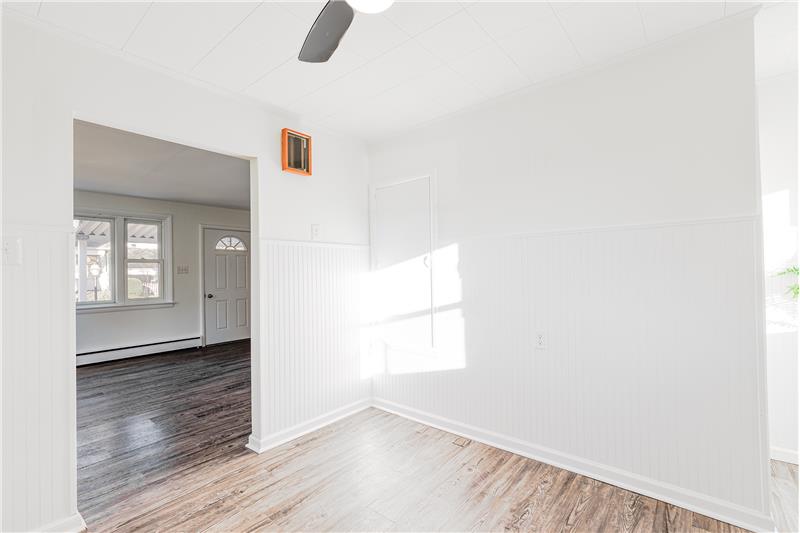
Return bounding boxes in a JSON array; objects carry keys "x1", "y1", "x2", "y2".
[{"x1": 76, "y1": 301, "x2": 176, "y2": 314}]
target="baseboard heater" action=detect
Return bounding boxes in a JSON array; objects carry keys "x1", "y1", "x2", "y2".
[{"x1": 76, "y1": 337, "x2": 202, "y2": 366}]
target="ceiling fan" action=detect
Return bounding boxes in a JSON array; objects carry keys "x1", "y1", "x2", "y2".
[{"x1": 298, "y1": 0, "x2": 394, "y2": 63}]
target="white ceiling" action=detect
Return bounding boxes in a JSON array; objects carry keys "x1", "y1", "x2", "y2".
[
  {"x1": 5, "y1": 1, "x2": 781, "y2": 140},
  {"x1": 74, "y1": 120, "x2": 251, "y2": 209}
]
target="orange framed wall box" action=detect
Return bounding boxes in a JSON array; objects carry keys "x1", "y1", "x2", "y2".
[{"x1": 281, "y1": 128, "x2": 312, "y2": 176}]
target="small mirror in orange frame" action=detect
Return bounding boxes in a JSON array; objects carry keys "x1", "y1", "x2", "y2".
[{"x1": 282, "y1": 128, "x2": 312, "y2": 176}]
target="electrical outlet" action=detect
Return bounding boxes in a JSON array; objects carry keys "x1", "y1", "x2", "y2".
[
  {"x1": 310, "y1": 224, "x2": 320, "y2": 241},
  {"x1": 534, "y1": 332, "x2": 546, "y2": 350}
]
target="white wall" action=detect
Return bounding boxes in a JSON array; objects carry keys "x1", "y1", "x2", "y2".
[
  {"x1": 758, "y1": 71, "x2": 798, "y2": 464},
  {"x1": 368, "y1": 15, "x2": 772, "y2": 532},
  {"x1": 2, "y1": 12, "x2": 369, "y2": 531},
  {"x1": 74, "y1": 191, "x2": 250, "y2": 354}
]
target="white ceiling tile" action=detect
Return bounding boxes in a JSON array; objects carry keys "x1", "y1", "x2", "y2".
[
  {"x1": 124, "y1": 2, "x2": 258, "y2": 72},
  {"x1": 466, "y1": 1, "x2": 555, "y2": 41},
  {"x1": 192, "y1": 3, "x2": 308, "y2": 92},
  {"x1": 410, "y1": 65, "x2": 488, "y2": 113},
  {"x1": 354, "y1": 38, "x2": 444, "y2": 90},
  {"x1": 448, "y1": 43, "x2": 529, "y2": 97},
  {"x1": 38, "y1": 2, "x2": 151, "y2": 49},
  {"x1": 384, "y1": 1, "x2": 464, "y2": 36},
  {"x1": 338, "y1": 12, "x2": 410, "y2": 60},
  {"x1": 244, "y1": 50, "x2": 366, "y2": 108},
  {"x1": 273, "y1": 0, "x2": 327, "y2": 27},
  {"x1": 3, "y1": 2, "x2": 40, "y2": 17},
  {"x1": 415, "y1": 10, "x2": 493, "y2": 62},
  {"x1": 556, "y1": 2, "x2": 647, "y2": 63},
  {"x1": 638, "y1": 2, "x2": 726, "y2": 42},
  {"x1": 496, "y1": 15, "x2": 582, "y2": 83},
  {"x1": 289, "y1": 39, "x2": 442, "y2": 118},
  {"x1": 369, "y1": 64, "x2": 484, "y2": 118},
  {"x1": 321, "y1": 84, "x2": 446, "y2": 139}
]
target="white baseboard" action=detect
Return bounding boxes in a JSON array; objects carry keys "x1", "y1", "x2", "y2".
[
  {"x1": 771, "y1": 446, "x2": 799, "y2": 465},
  {"x1": 76, "y1": 337, "x2": 202, "y2": 366},
  {"x1": 37, "y1": 511, "x2": 87, "y2": 533},
  {"x1": 246, "y1": 398, "x2": 371, "y2": 454},
  {"x1": 372, "y1": 398, "x2": 775, "y2": 533}
]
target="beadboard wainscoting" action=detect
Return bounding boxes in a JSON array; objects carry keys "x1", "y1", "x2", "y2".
[
  {"x1": 248, "y1": 240, "x2": 372, "y2": 453},
  {"x1": 371, "y1": 216, "x2": 773, "y2": 532},
  {"x1": 2, "y1": 224, "x2": 85, "y2": 532}
]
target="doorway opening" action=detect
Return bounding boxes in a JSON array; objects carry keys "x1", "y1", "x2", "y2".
[{"x1": 72, "y1": 118, "x2": 256, "y2": 526}]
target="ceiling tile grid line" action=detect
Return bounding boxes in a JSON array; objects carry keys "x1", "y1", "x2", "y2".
[
  {"x1": 298, "y1": 41, "x2": 446, "y2": 122},
  {"x1": 314, "y1": 59, "x2": 463, "y2": 126},
  {"x1": 187, "y1": 1, "x2": 264, "y2": 72},
  {"x1": 119, "y1": 1, "x2": 153, "y2": 51},
  {"x1": 235, "y1": 0, "x2": 351, "y2": 88},
  {"x1": 244, "y1": 55, "x2": 296, "y2": 92},
  {"x1": 329, "y1": 0, "x2": 765, "y2": 143},
  {"x1": 4, "y1": 1, "x2": 775, "y2": 142},
  {"x1": 271, "y1": 16, "x2": 434, "y2": 116},
  {"x1": 459, "y1": 5, "x2": 536, "y2": 86},
  {"x1": 636, "y1": 2, "x2": 651, "y2": 41},
  {"x1": 242, "y1": 9, "x2": 417, "y2": 102},
  {"x1": 546, "y1": 1, "x2": 589, "y2": 66}
]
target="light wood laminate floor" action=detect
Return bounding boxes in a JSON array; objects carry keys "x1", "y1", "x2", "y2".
[{"x1": 77, "y1": 342, "x2": 798, "y2": 532}]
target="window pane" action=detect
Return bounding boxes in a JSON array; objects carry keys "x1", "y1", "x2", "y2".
[
  {"x1": 127, "y1": 263, "x2": 160, "y2": 299},
  {"x1": 127, "y1": 221, "x2": 160, "y2": 260},
  {"x1": 215, "y1": 236, "x2": 247, "y2": 251},
  {"x1": 75, "y1": 219, "x2": 113, "y2": 303}
]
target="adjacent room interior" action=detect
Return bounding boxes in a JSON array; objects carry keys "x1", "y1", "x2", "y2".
[
  {"x1": 72, "y1": 120, "x2": 254, "y2": 522},
  {"x1": 1, "y1": 1, "x2": 797, "y2": 532}
]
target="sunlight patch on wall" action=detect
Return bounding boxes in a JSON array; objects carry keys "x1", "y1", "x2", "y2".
[
  {"x1": 762, "y1": 189, "x2": 798, "y2": 334},
  {"x1": 360, "y1": 243, "x2": 465, "y2": 377}
]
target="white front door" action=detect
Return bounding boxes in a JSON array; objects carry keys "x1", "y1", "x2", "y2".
[{"x1": 204, "y1": 228, "x2": 251, "y2": 345}]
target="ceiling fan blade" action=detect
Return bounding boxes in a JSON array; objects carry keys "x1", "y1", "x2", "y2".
[{"x1": 298, "y1": 0, "x2": 355, "y2": 63}]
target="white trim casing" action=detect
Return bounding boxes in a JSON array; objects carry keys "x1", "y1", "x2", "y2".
[
  {"x1": 198, "y1": 224, "x2": 251, "y2": 347},
  {"x1": 36, "y1": 511, "x2": 86, "y2": 533},
  {"x1": 244, "y1": 395, "x2": 775, "y2": 533},
  {"x1": 371, "y1": 399, "x2": 775, "y2": 533},
  {"x1": 771, "y1": 447, "x2": 799, "y2": 465},
  {"x1": 73, "y1": 208, "x2": 174, "y2": 310},
  {"x1": 246, "y1": 399, "x2": 371, "y2": 454}
]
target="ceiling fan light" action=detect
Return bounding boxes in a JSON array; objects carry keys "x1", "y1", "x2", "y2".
[{"x1": 345, "y1": 0, "x2": 394, "y2": 15}]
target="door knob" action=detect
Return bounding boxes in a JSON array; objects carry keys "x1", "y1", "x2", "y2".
[{"x1": 207, "y1": 294, "x2": 214, "y2": 299}]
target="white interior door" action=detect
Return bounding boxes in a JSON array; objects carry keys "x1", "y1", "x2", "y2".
[
  {"x1": 204, "y1": 228, "x2": 251, "y2": 345},
  {"x1": 371, "y1": 176, "x2": 434, "y2": 356}
]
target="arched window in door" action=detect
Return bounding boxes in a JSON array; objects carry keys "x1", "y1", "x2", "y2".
[{"x1": 215, "y1": 236, "x2": 247, "y2": 251}]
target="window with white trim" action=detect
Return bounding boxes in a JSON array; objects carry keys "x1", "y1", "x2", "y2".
[
  {"x1": 74, "y1": 217, "x2": 114, "y2": 303},
  {"x1": 74, "y1": 212, "x2": 173, "y2": 309}
]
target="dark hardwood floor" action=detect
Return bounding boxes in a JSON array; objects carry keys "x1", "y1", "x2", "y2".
[
  {"x1": 77, "y1": 340, "x2": 252, "y2": 525},
  {"x1": 77, "y1": 342, "x2": 797, "y2": 532}
]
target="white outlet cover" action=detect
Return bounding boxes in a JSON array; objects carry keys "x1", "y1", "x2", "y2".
[{"x1": 535, "y1": 333, "x2": 546, "y2": 350}]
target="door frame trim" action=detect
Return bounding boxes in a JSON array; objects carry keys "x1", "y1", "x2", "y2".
[
  {"x1": 368, "y1": 171, "x2": 438, "y2": 347},
  {"x1": 199, "y1": 224, "x2": 251, "y2": 347}
]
